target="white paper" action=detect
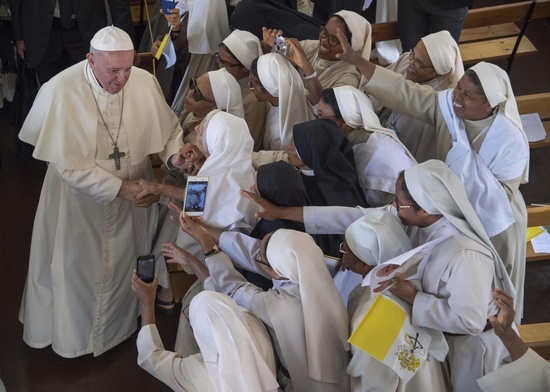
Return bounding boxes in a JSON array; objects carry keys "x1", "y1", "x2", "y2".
[
  {"x1": 364, "y1": 236, "x2": 449, "y2": 295},
  {"x1": 324, "y1": 256, "x2": 363, "y2": 307},
  {"x1": 521, "y1": 113, "x2": 547, "y2": 143},
  {"x1": 333, "y1": 269, "x2": 363, "y2": 307},
  {"x1": 531, "y1": 230, "x2": 550, "y2": 253}
]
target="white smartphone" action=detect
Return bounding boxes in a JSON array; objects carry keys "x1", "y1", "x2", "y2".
[{"x1": 184, "y1": 176, "x2": 209, "y2": 216}]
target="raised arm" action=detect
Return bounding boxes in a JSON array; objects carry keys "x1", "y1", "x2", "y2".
[
  {"x1": 335, "y1": 29, "x2": 376, "y2": 81},
  {"x1": 240, "y1": 189, "x2": 304, "y2": 222}
]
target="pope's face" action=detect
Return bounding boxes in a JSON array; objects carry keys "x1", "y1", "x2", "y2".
[{"x1": 87, "y1": 50, "x2": 134, "y2": 94}]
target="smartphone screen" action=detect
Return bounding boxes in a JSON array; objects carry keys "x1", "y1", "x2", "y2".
[
  {"x1": 137, "y1": 255, "x2": 155, "y2": 283},
  {"x1": 184, "y1": 177, "x2": 208, "y2": 216},
  {"x1": 161, "y1": 0, "x2": 176, "y2": 14}
]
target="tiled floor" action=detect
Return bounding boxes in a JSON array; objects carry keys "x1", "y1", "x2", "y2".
[{"x1": 1, "y1": 2, "x2": 549, "y2": 391}]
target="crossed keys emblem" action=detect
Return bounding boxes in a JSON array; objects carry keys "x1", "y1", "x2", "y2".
[{"x1": 396, "y1": 333, "x2": 425, "y2": 372}]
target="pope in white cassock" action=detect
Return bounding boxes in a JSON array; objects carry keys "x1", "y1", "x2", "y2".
[{"x1": 18, "y1": 26, "x2": 184, "y2": 358}]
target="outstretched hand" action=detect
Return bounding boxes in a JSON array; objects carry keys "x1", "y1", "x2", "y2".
[
  {"x1": 240, "y1": 189, "x2": 280, "y2": 220},
  {"x1": 262, "y1": 26, "x2": 283, "y2": 48},
  {"x1": 161, "y1": 242, "x2": 196, "y2": 267},
  {"x1": 335, "y1": 28, "x2": 359, "y2": 65}
]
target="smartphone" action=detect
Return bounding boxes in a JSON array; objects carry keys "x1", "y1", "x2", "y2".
[
  {"x1": 136, "y1": 254, "x2": 155, "y2": 283},
  {"x1": 162, "y1": 0, "x2": 176, "y2": 14},
  {"x1": 273, "y1": 36, "x2": 287, "y2": 56},
  {"x1": 184, "y1": 176, "x2": 209, "y2": 216}
]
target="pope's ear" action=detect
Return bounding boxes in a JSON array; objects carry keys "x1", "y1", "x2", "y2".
[{"x1": 86, "y1": 53, "x2": 95, "y2": 65}]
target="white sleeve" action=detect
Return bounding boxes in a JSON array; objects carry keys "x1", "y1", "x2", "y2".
[
  {"x1": 413, "y1": 249, "x2": 495, "y2": 334},
  {"x1": 158, "y1": 128, "x2": 185, "y2": 167},
  {"x1": 303, "y1": 205, "x2": 386, "y2": 235},
  {"x1": 137, "y1": 324, "x2": 202, "y2": 391},
  {"x1": 477, "y1": 349, "x2": 550, "y2": 392},
  {"x1": 219, "y1": 232, "x2": 272, "y2": 279},
  {"x1": 53, "y1": 163, "x2": 122, "y2": 204},
  {"x1": 205, "y1": 252, "x2": 272, "y2": 321}
]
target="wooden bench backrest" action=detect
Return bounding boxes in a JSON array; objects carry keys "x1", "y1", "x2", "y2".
[
  {"x1": 517, "y1": 322, "x2": 550, "y2": 359},
  {"x1": 517, "y1": 93, "x2": 550, "y2": 120},
  {"x1": 371, "y1": 0, "x2": 550, "y2": 44},
  {"x1": 527, "y1": 205, "x2": 550, "y2": 228}
]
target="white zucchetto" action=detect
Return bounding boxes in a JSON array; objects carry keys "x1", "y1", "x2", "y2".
[{"x1": 90, "y1": 26, "x2": 134, "y2": 51}]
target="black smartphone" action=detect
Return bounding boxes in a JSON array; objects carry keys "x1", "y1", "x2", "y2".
[{"x1": 136, "y1": 254, "x2": 155, "y2": 283}]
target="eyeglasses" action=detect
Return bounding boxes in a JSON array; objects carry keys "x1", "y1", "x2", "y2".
[
  {"x1": 408, "y1": 49, "x2": 433, "y2": 69},
  {"x1": 254, "y1": 250, "x2": 271, "y2": 267},
  {"x1": 189, "y1": 77, "x2": 214, "y2": 103},
  {"x1": 391, "y1": 196, "x2": 413, "y2": 210},
  {"x1": 339, "y1": 242, "x2": 347, "y2": 255},
  {"x1": 319, "y1": 27, "x2": 340, "y2": 47},
  {"x1": 215, "y1": 53, "x2": 243, "y2": 68}
]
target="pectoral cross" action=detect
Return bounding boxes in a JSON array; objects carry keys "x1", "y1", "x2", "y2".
[{"x1": 109, "y1": 146, "x2": 126, "y2": 170}]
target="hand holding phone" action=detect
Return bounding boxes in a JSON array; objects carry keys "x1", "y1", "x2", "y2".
[
  {"x1": 273, "y1": 36, "x2": 287, "y2": 56},
  {"x1": 137, "y1": 254, "x2": 156, "y2": 283},
  {"x1": 184, "y1": 176, "x2": 209, "y2": 216}
]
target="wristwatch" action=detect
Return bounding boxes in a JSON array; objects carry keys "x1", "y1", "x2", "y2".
[{"x1": 204, "y1": 244, "x2": 220, "y2": 257}]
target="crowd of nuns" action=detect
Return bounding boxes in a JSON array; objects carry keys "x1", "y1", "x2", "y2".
[{"x1": 131, "y1": 1, "x2": 549, "y2": 392}]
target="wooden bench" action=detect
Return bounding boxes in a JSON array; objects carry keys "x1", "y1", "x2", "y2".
[
  {"x1": 518, "y1": 322, "x2": 550, "y2": 359},
  {"x1": 526, "y1": 205, "x2": 550, "y2": 262},
  {"x1": 517, "y1": 93, "x2": 550, "y2": 149},
  {"x1": 371, "y1": 0, "x2": 550, "y2": 69}
]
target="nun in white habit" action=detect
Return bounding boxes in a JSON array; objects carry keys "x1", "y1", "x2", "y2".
[
  {"x1": 180, "y1": 67, "x2": 244, "y2": 145},
  {"x1": 137, "y1": 290, "x2": 280, "y2": 392},
  {"x1": 143, "y1": 70, "x2": 245, "y2": 292},
  {"x1": 175, "y1": 110, "x2": 257, "y2": 261},
  {"x1": 282, "y1": 10, "x2": 370, "y2": 104},
  {"x1": 326, "y1": 85, "x2": 416, "y2": 206},
  {"x1": 221, "y1": 29, "x2": 267, "y2": 151},
  {"x1": 390, "y1": 161, "x2": 517, "y2": 392},
  {"x1": 168, "y1": 219, "x2": 352, "y2": 392},
  {"x1": 343, "y1": 211, "x2": 448, "y2": 392},
  {"x1": 371, "y1": 30, "x2": 464, "y2": 163},
  {"x1": 171, "y1": 0, "x2": 231, "y2": 116},
  {"x1": 254, "y1": 53, "x2": 315, "y2": 150},
  {"x1": 166, "y1": 110, "x2": 257, "y2": 358},
  {"x1": 241, "y1": 161, "x2": 516, "y2": 391},
  {"x1": 347, "y1": 32, "x2": 529, "y2": 324}
]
